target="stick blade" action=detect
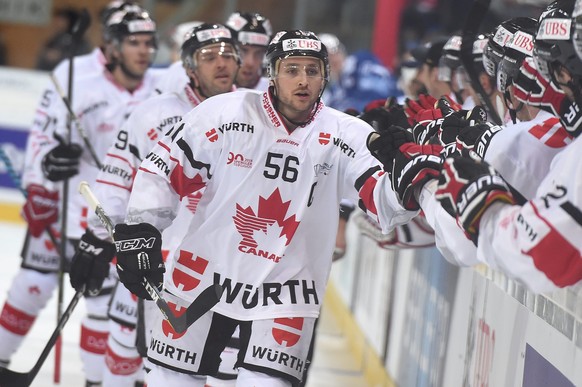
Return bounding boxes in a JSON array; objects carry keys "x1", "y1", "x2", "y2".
[
  {"x1": 0, "y1": 367, "x2": 32, "y2": 387},
  {"x1": 184, "y1": 284, "x2": 223, "y2": 328},
  {"x1": 168, "y1": 284, "x2": 223, "y2": 334}
]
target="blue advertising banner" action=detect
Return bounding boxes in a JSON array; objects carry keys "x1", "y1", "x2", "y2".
[{"x1": 0, "y1": 126, "x2": 28, "y2": 189}]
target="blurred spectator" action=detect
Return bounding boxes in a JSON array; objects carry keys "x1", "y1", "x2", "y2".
[
  {"x1": 35, "y1": 7, "x2": 92, "y2": 71},
  {"x1": 319, "y1": 33, "x2": 348, "y2": 106},
  {"x1": 337, "y1": 50, "x2": 402, "y2": 112}
]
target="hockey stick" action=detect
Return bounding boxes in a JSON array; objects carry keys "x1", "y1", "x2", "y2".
[
  {"x1": 50, "y1": 73, "x2": 102, "y2": 170},
  {"x1": 78, "y1": 181, "x2": 223, "y2": 334},
  {"x1": 54, "y1": 9, "x2": 91, "y2": 384},
  {"x1": 459, "y1": 0, "x2": 502, "y2": 125},
  {"x1": 0, "y1": 146, "x2": 65, "y2": 262},
  {"x1": 0, "y1": 290, "x2": 84, "y2": 387}
]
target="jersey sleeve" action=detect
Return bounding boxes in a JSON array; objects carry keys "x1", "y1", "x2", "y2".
[
  {"x1": 477, "y1": 192, "x2": 581, "y2": 293},
  {"x1": 21, "y1": 80, "x2": 62, "y2": 190},
  {"x1": 418, "y1": 180, "x2": 481, "y2": 267},
  {"x1": 126, "y1": 109, "x2": 216, "y2": 230},
  {"x1": 340, "y1": 118, "x2": 418, "y2": 233},
  {"x1": 484, "y1": 116, "x2": 569, "y2": 200}
]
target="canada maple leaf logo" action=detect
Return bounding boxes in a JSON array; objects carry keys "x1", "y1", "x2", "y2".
[{"x1": 233, "y1": 188, "x2": 299, "y2": 250}]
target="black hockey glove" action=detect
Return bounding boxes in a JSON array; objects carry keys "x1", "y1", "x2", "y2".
[
  {"x1": 456, "y1": 122, "x2": 503, "y2": 159},
  {"x1": 70, "y1": 229, "x2": 116, "y2": 295},
  {"x1": 366, "y1": 125, "x2": 414, "y2": 172},
  {"x1": 390, "y1": 142, "x2": 443, "y2": 211},
  {"x1": 436, "y1": 106, "x2": 488, "y2": 146},
  {"x1": 359, "y1": 97, "x2": 410, "y2": 131},
  {"x1": 113, "y1": 223, "x2": 165, "y2": 300},
  {"x1": 42, "y1": 133, "x2": 83, "y2": 182},
  {"x1": 435, "y1": 154, "x2": 516, "y2": 244}
]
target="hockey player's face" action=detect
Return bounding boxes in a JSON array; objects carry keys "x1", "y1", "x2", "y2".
[
  {"x1": 236, "y1": 45, "x2": 267, "y2": 88},
  {"x1": 117, "y1": 34, "x2": 156, "y2": 78},
  {"x1": 191, "y1": 43, "x2": 239, "y2": 97},
  {"x1": 273, "y1": 56, "x2": 325, "y2": 121},
  {"x1": 553, "y1": 65, "x2": 576, "y2": 101}
]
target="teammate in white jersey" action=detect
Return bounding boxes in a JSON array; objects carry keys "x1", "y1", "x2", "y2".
[
  {"x1": 14, "y1": 7, "x2": 160, "y2": 386},
  {"x1": 380, "y1": 0, "x2": 582, "y2": 294},
  {"x1": 0, "y1": 0, "x2": 141, "y2": 375},
  {"x1": 225, "y1": 11, "x2": 272, "y2": 91},
  {"x1": 111, "y1": 30, "x2": 414, "y2": 386},
  {"x1": 71, "y1": 23, "x2": 240, "y2": 387}
]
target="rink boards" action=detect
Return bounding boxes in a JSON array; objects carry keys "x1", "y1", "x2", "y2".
[{"x1": 1, "y1": 66, "x2": 582, "y2": 386}]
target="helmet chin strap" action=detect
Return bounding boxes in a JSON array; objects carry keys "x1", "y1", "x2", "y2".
[
  {"x1": 269, "y1": 81, "x2": 327, "y2": 128},
  {"x1": 188, "y1": 72, "x2": 210, "y2": 100},
  {"x1": 503, "y1": 88, "x2": 523, "y2": 124}
]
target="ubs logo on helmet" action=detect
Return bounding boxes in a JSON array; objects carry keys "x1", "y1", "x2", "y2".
[{"x1": 283, "y1": 39, "x2": 321, "y2": 52}]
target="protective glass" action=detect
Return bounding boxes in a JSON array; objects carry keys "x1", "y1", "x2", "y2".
[
  {"x1": 277, "y1": 62, "x2": 324, "y2": 79},
  {"x1": 197, "y1": 43, "x2": 239, "y2": 63}
]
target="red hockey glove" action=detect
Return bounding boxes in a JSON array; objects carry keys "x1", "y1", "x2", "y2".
[
  {"x1": 513, "y1": 57, "x2": 565, "y2": 114},
  {"x1": 390, "y1": 143, "x2": 443, "y2": 211},
  {"x1": 22, "y1": 184, "x2": 59, "y2": 237},
  {"x1": 410, "y1": 97, "x2": 462, "y2": 144},
  {"x1": 435, "y1": 154, "x2": 516, "y2": 244},
  {"x1": 114, "y1": 223, "x2": 165, "y2": 300}
]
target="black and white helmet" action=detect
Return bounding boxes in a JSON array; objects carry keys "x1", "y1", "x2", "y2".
[
  {"x1": 103, "y1": 7, "x2": 156, "y2": 44},
  {"x1": 266, "y1": 30, "x2": 330, "y2": 81},
  {"x1": 497, "y1": 18, "x2": 537, "y2": 92},
  {"x1": 438, "y1": 34, "x2": 488, "y2": 86},
  {"x1": 226, "y1": 12, "x2": 272, "y2": 47},
  {"x1": 483, "y1": 17, "x2": 536, "y2": 78},
  {"x1": 100, "y1": 1, "x2": 140, "y2": 28},
  {"x1": 534, "y1": 0, "x2": 582, "y2": 88},
  {"x1": 181, "y1": 23, "x2": 240, "y2": 69}
]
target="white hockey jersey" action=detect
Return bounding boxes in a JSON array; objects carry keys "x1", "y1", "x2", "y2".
[
  {"x1": 88, "y1": 84, "x2": 202, "y2": 240},
  {"x1": 22, "y1": 48, "x2": 108, "y2": 187},
  {"x1": 420, "y1": 110, "x2": 575, "y2": 293},
  {"x1": 27, "y1": 69, "x2": 160, "y2": 240},
  {"x1": 484, "y1": 110, "x2": 572, "y2": 199},
  {"x1": 477, "y1": 132, "x2": 582, "y2": 292},
  {"x1": 127, "y1": 89, "x2": 415, "y2": 320}
]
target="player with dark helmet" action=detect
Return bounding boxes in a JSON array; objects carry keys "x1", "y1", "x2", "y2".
[
  {"x1": 180, "y1": 22, "x2": 240, "y2": 98},
  {"x1": 226, "y1": 11, "x2": 273, "y2": 89},
  {"x1": 438, "y1": 33, "x2": 489, "y2": 107},
  {"x1": 103, "y1": 7, "x2": 157, "y2": 79},
  {"x1": 266, "y1": 30, "x2": 329, "y2": 126},
  {"x1": 534, "y1": 0, "x2": 582, "y2": 103},
  {"x1": 496, "y1": 17, "x2": 538, "y2": 122}
]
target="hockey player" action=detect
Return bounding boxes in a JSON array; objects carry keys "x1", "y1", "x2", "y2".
[
  {"x1": 155, "y1": 20, "x2": 203, "y2": 94},
  {"x1": 225, "y1": 11, "x2": 273, "y2": 90},
  {"x1": 375, "y1": 0, "x2": 582, "y2": 293},
  {"x1": 0, "y1": 0, "x2": 146, "y2": 375},
  {"x1": 70, "y1": 22, "x2": 240, "y2": 387},
  {"x1": 437, "y1": 34, "x2": 490, "y2": 110},
  {"x1": 109, "y1": 30, "x2": 415, "y2": 386},
  {"x1": 13, "y1": 7, "x2": 160, "y2": 386}
]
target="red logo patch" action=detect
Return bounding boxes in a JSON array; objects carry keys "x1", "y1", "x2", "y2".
[
  {"x1": 272, "y1": 317, "x2": 304, "y2": 347},
  {"x1": 319, "y1": 132, "x2": 331, "y2": 145},
  {"x1": 206, "y1": 128, "x2": 219, "y2": 142}
]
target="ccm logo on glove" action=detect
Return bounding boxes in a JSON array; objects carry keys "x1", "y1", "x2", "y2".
[{"x1": 115, "y1": 238, "x2": 156, "y2": 252}]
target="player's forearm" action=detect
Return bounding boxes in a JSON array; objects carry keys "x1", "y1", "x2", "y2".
[{"x1": 418, "y1": 180, "x2": 480, "y2": 267}]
